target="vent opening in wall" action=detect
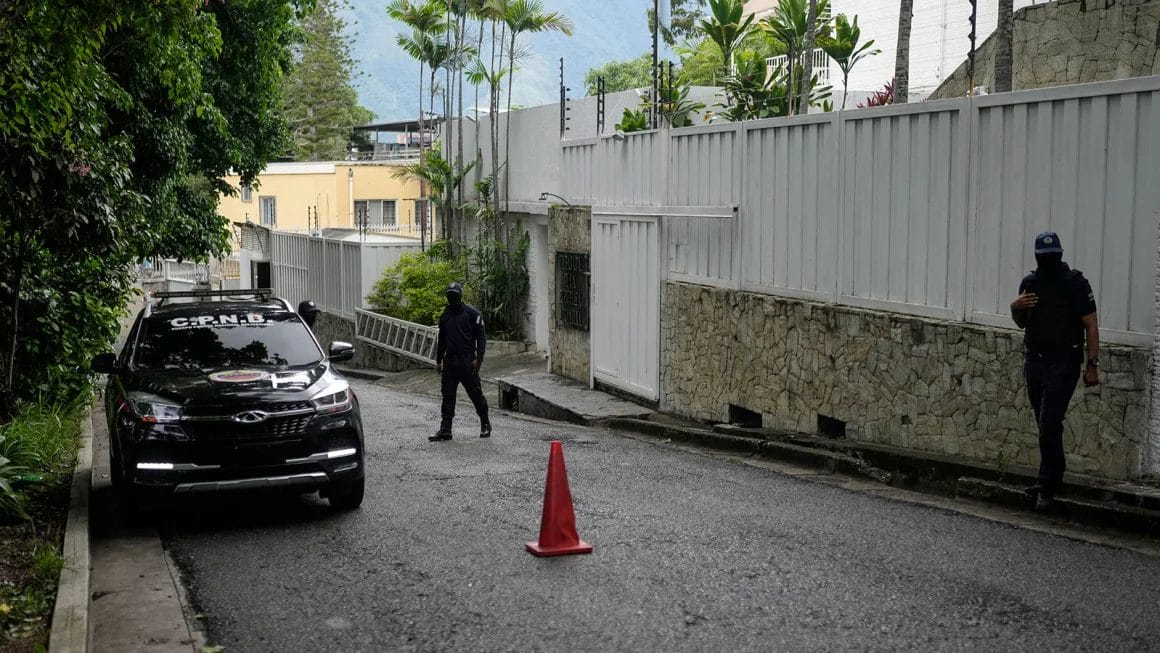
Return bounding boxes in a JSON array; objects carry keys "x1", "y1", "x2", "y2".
[
  {"x1": 500, "y1": 387, "x2": 519, "y2": 411},
  {"x1": 817, "y1": 414, "x2": 846, "y2": 438},
  {"x1": 728, "y1": 405, "x2": 762, "y2": 428}
]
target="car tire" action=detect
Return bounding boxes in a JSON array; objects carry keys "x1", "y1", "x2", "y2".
[{"x1": 328, "y1": 476, "x2": 365, "y2": 511}]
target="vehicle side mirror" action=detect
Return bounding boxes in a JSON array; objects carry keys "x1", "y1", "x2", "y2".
[
  {"x1": 328, "y1": 341, "x2": 355, "y2": 363},
  {"x1": 91, "y1": 353, "x2": 118, "y2": 374}
]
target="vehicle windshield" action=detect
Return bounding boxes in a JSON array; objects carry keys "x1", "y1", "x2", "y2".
[{"x1": 133, "y1": 310, "x2": 322, "y2": 370}]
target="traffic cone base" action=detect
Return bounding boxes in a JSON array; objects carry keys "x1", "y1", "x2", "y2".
[
  {"x1": 526, "y1": 440, "x2": 593, "y2": 557},
  {"x1": 525, "y1": 540, "x2": 593, "y2": 557}
]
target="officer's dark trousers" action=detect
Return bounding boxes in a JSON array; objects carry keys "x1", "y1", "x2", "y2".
[
  {"x1": 1023, "y1": 351, "x2": 1081, "y2": 497},
  {"x1": 440, "y1": 359, "x2": 489, "y2": 427}
]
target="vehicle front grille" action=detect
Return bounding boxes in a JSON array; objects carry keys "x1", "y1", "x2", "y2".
[{"x1": 183, "y1": 414, "x2": 314, "y2": 443}]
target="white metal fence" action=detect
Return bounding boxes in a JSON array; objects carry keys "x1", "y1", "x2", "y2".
[
  {"x1": 560, "y1": 76, "x2": 1160, "y2": 346},
  {"x1": 270, "y1": 232, "x2": 422, "y2": 318}
]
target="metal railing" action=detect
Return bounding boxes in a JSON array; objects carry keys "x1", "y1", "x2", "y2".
[
  {"x1": 354, "y1": 308, "x2": 438, "y2": 366},
  {"x1": 767, "y1": 48, "x2": 831, "y2": 85}
]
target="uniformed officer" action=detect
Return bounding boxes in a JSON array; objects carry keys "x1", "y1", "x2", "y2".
[
  {"x1": 430, "y1": 282, "x2": 491, "y2": 441},
  {"x1": 1010, "y1": 232, "x2": 1100, "y2": 511},
  {"x1": 297, "y1": 300, "x2": 320, "y2": 329}
]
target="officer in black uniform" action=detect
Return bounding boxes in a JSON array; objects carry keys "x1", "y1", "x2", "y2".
[
  {"x1": 1010, "y1": 232, "x2": 1100, "y2": 511},
  {"x1": 297, "y1": 300, "x2": 320, "y2": 329},
  {"x1": 430, "y1": 282, "x2": 491, "y2": 441}
]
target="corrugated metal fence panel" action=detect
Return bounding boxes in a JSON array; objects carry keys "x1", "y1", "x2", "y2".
[
  {"x1": 597, "y1": 131, "x2": 666, "y2": 206},
  {"x1": 969, "y1": 80, "x2": 1160, "y2": 341},
  {"x1": 271, "y1": 232, "x2": 311, "y2": 310},
  {"x1": 666, "y1": 216, "x2": 736, "y2": 284},
  {"x1": 561, "y1": 141, "x2": 596, "y2": 204},
  {"x1": 741, "y1": 115, "x2": 840, "y2": 300},
  {"x1": 840, "y1": 101, "x2": 970, "y2": 318},
  {"x1": 669, "y1": 124, "x2": 741, "y2": 206}
]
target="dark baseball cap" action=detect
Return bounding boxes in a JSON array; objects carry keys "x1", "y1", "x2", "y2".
[
  {"x1": 445, "y1": 282, "x2": 463, "y2": 295},
  {"x1": 1034, "y1": 231, "x2": 1063, "y2": 255}
]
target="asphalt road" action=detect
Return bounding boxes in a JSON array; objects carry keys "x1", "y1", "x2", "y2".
[{"x1": 159, "y1": 379, "x2": 1160, "y2": 652}]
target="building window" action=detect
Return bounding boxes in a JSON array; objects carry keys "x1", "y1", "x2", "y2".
[
  {"x1": 414, "y1": 199, "x2": 429, "y2": 229},
  {"x1": 259, "y1": 196, "x2": 276, "y2": 226},
  {"x1": 555, "y1": 251, "x2": 590, "y2": 331},
  {"x1": 240, "y1": 183, "x2": 253, "y2": 203},
  {"x1": 353, "y1": 200, "x2": 397, "y2": 228}
]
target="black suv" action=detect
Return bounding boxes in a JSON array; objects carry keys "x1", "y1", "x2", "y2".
[{"x1": 91, "y1": 289, "x2": 365, "y2": 511}]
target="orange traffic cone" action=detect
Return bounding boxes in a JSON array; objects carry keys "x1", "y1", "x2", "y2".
[{"x1": 526, "y1": 440, "x2": 593, "y2": 557}]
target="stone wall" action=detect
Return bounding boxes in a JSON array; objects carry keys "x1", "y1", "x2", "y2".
[
  {"x1": 929, "y1": 0, "x2": 1160, "y2": 100},
  {"x1": 661, "y1": 282, "x2": 1150, "y2": 480},
  {"x1": 547, "y1": 205, "x2": 591, "y2": 383}
]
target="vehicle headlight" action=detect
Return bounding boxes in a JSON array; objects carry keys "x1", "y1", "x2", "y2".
[
  {"x1": 126, "y1": 392, "x2": 183, "y2": 424},
  {"x1": 311, "y1": 385, "x2": 352, "y2": 415}
]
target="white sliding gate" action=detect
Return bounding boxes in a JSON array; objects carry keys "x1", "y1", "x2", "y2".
[{"x1": 591, "y1": 214, "x2": 661, "y2": 401}]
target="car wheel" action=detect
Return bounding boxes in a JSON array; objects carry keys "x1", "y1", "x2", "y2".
[{"x1": 328, "y1": 476, "x2": 365, "y2": 511}]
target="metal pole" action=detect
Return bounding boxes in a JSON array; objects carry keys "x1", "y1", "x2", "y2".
[{"x1": 652, "y1": 0, "x2": 659, "y2": 129}]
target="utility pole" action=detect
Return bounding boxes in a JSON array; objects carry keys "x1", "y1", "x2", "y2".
[{"x1": 652, "y1": 0, "x2": 659, "y2": 129}]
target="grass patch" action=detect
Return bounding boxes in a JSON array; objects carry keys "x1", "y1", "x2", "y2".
[{"x1": 0, "y1": 399, "x2": 85, "y2": 651}]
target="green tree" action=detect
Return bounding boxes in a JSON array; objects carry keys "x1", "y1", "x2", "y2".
[
  {"x1": 0, "y1": 0, "x2": 301, "y2": 417},
  {"x1": 584, "y1": 54, "x2": 653, "y2": 95},
  {"x1": 759, "y1": 0, "x2": 831, "y2": 114},
  {"x1": 700, "y1": 0, "x2": 754, "y2": 79},
  {"x1": 649, "y1": 0, "x2": 708, "y2": 46},
  {"x1": 284, "y1": 0, "x2": 375, "y2": 161}
]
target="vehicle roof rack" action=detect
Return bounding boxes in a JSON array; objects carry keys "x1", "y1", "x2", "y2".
[{"x1": 144, "y1": 288, "x2": 284, "y2": 317}]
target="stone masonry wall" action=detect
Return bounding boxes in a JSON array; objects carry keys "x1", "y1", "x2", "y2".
[
  {"x1": 661, "y1": 282, "x2": 1150, "y2": 480},
  {"x1": 547, "y1": 206, "x2": 591, "y2": 383},
  {"x1": 929, "y1": 0, "x2": 1160, "y2": 100}
]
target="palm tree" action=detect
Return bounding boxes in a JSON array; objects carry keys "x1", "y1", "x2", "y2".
[
  {"x1": 797, "y1": 0, "x2": 819, "y2": 114},
  {"x1": 499, "y1": 0, "x2": 572, "y2": 212},
  {"x1": 894, "y1": 0, "x2": 912, "y2": 103},
  {"x1": 392, "y1": 149, "x2": 477, "y2": 235},
  {"x1": 388, "y1": 1, "x2": 446, "y2": 154},
  {"x1": 818, "y1": 14, "x2": 879, "y2": 109},
  {"x1": 994, "y1": 0, "x2": 1013, "y2": 93},
  {"x1": 760, "y1": 0, "x2": 830, "y2": 114}
]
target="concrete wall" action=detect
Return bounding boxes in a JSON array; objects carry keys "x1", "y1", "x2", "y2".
[
  {"x1": 312, "y1": 310, "x2": 425, "y2": 373},
  {"x1": 661, "y1": 282, "x2": 1150, "y2": 481},
  {"x1": 930, "y1": 0, "x2": 1160, "y2": 99},
  {"x1": 548, "y1": 206, "x2": 592, "y2": 383}
]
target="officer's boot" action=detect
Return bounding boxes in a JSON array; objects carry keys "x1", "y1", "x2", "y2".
[
  {"x1": 429, "y1": 421, "x2": 453, "y2": 441},
  {"x1": 480, "y1": 418, "x2": 492, "y2": 439}
]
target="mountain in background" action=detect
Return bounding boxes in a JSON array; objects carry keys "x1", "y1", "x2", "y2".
[{"x1": 342, "y1": 0, "x2": 658, "y2": 122}]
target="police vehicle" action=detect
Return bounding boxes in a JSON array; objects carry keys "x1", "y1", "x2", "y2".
[{"x1": 91, "y1": 289, "x2": 365, "y2": 511}]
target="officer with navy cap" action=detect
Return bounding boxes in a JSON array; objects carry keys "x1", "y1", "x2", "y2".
[
  {"x1": 297, "y1": 300, "x2": 320, "y2": 329},
  {"x1": 430, "y1": 281, "x2": 491, "y2": 441},
  {"x1": 1010, "y1": 232, "x2": 1100, "y2": 511}
]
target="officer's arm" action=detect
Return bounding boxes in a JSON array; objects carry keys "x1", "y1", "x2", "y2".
[
  {"x1": 1010, "y1": 280, "x2": 1030, "y2": 328},
  {"x1": 436, "y1": 316, "x2": 446, "y2": 364},
  {"x1": 1081, "y1": 312, "x2": 1099, "y2": 365},
  {"x1": 473, "y1": 312, "x2": 486, "y2": 362}
]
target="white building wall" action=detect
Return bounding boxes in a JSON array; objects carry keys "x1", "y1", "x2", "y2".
[{"x1": 746, "y1": 0, "x2": 1042, "y2": 99}]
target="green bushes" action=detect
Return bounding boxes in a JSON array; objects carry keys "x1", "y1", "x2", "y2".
[
  {"x1": 366, "y1": 244, "x2": 468, "y2": 326},
  {"x1": 0, "y1": 401, "x2": 84, "y2": 523}
]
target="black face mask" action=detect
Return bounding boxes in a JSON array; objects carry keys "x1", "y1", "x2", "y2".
[
  {"x1": 1035, "y1": 253, "x2": 1065, "y2": 278},
  {"x1": 446, "y1": 293, "x2": 462, "y2": 307}
]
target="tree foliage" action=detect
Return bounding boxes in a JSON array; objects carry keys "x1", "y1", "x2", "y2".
[
  {"x1": 584, "y1": 53, "x2": 653, "y2": 96},
  {"x1": 284, "y1": 0, "x2": 376, "y2": 160},
  {"x1": 0, "y1": 0, "x2": 302, "y2": 417}
]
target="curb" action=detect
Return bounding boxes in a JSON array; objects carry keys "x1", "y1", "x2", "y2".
[
  {"x1": 49, "y1": 409, "x2": 93, "y2": 652},
  {"x1": 605, "y1": 417, "x2": 1160, "y2": 537}
]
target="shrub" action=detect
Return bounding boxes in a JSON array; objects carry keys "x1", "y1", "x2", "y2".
[
  {"x1": 366, "y1": 244, "x2": 466, "y2": 326},
  {"x1": 0, "y1": 399, "x2": 84, "y2": 522}
]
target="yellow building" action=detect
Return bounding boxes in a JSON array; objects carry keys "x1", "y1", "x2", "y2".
[{"x1": 219, "y1": 161, "x2": 428, "y2": 238}]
